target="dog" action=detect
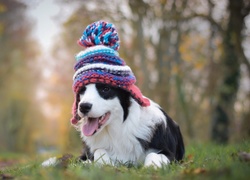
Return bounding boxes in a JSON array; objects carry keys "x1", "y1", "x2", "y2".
[
  {"x1": 74, "y1": 83, "x2": 185, "y2": 168},
  {"x1": 42, "y1": 21, "x2": 185, "y2": 168}
]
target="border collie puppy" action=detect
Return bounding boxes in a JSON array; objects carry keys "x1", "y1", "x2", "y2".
[
  {"x1": 74, "y1": 83, "x2": 185, "y2": 168},
  {"x1": 67, "y1": 21, "x2": 185, "y2": 168}
]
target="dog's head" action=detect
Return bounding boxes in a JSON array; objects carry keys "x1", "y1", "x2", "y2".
[
  {"x1": 77, "y1": 83, "x2": 131, "y2": 136},
  {"x1": 70, "y1": 21, "x2": 150, "y2": 129}
]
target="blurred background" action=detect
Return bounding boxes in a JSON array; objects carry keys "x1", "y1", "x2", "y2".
[{"x1": 0, "y1": 0, "x2": 249, "y2": 154}]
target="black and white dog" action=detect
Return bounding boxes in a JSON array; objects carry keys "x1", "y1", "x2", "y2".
[
  {"x1": 75, "y1": 83, "x2": 185, "y2": 168},
  {"x1": 42, "y1": 21, "x2": 184, "y2": 168}
]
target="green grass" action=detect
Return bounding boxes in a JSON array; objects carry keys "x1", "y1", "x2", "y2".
[{"x1": 1, "y1": 141, "x2": 250, "y2": 180}]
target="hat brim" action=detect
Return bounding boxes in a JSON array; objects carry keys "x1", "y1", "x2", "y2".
[{"x1": 126, "y1": 84, "x2": 150, "y2": 107}]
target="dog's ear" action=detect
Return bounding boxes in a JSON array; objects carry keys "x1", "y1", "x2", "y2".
[
  {"x1": 76, "y1": 94, "x2": 82, "y2": 120},
  {"x1": 71, "y1": 93, "x2": 81, "y2": 125}
]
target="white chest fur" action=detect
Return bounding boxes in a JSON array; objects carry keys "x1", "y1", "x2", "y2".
[{"x1": 81, "y1": 99, "x2": 166, "y2": 165}]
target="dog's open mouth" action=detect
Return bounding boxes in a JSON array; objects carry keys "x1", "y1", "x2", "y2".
[{"x1": 82, "y1": 112, "x2": 111, "y2": 136}]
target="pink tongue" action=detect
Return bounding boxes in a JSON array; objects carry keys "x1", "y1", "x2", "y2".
[{"x1": 82, "y1": 118, "x2": 99, "y2": 136}]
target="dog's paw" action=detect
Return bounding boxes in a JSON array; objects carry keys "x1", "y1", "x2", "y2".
[
  {"x1": 81, "y1": 159, "x2": 92, "y2": 164},
  {"x1": 41, "y1": 154, "x2": 74, "y2": 168},
  {"x1": 144, "y1": 153, "x2": 170, "y2": 168},
  {"x1": 41, "y1": 157, "x2": 57, "y2": 167},
  {"x1": 94, "y1": 149, "x2": 113, "y2": 165}
]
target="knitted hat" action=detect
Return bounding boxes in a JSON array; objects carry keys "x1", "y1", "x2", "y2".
[{"x1": 71, "y1": 21, "x2": 150, "y2": 125}]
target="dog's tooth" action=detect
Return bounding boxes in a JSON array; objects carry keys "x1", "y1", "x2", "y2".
[{"x1": 99, "y1": 115, "x2": 103, "y2": 122}]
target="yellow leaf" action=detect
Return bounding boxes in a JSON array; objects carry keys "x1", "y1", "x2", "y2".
[
  {"x1": 187, "y1": 154, "x2": 194, "y2": 160},
  {"x1": 172, "y1": 65, "x2": 179, "y2": 74},
  {"x1": 0, "y1": 4, "x2": 7, "y2": 13},
  {"x1": 194, "y1": 61, "x2": 204, "y2": 69},
  {"x1": 182, "y1": 168, "x2": 207, "y2": 175},
  {"x1": 193, "y1": 168, "x2": 207, "y2": 174}
]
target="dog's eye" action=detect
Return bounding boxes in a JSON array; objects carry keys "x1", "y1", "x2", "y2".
[
  {"x1": 96, "y1": 84, "x2": 116, "y2": 99},
  {"x1": 102, "y1": 86, "x2": 110, "y2": 93},
  {"x1": 79, "y1": 86, "x2": 86, "y2": 94}
]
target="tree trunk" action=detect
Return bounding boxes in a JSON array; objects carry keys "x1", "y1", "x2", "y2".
[
  {"x1": 154, "y1": 27, "x2": 171, "y2": 109},
  {"x1": 211, "y1": 0, "x2": 244, "y2": 143}
]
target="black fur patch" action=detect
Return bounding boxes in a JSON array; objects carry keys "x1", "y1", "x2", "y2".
[
  {"x1": 96, "y1": 83, "x2": 131, "y2": 121},
  {"x1": 78, "y1": 86, "x2": 86, "y2": 95},
  {"x1": 137, "y1": 108, "x2": 185, "y2": 162},
  {"x1": 79, "y1": 144, "x2": 94, "y2": 161}
]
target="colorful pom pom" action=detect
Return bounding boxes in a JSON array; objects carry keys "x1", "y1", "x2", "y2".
[{"x1": 78, "y1": 21, "x2": 120, "y2": 51}]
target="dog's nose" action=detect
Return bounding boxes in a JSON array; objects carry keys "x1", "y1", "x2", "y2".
[{"x1": 79, "y1": 103, "x2": 92, "y2": 114}]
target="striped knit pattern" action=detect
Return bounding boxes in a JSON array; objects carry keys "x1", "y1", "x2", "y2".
[
  {"x1": 74, "y1": 45, "x2": 125, "y2": 71},
  {"x1": 73, "y1": 45, "x2": 135, "y2": 93}
]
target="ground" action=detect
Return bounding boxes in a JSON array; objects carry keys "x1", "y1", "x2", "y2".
[{"x1": 0, "y1": 140, "x2": 249, "y2": 179}]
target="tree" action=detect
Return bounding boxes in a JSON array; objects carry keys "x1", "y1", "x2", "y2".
[
  {"x1": 0, "y1": 0, "x2": 42, "y2": 152},
  {"x1": 210, "y1": 0, "x2": 250, "y2": 143}
]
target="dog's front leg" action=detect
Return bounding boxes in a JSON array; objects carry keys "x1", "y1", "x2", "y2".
[
  {"x1": 144, "y1": 152, "x2": 170, "y2": 168},
  {"x1": 94, "y1": 149, "x2": 113, "y2": 165}
]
